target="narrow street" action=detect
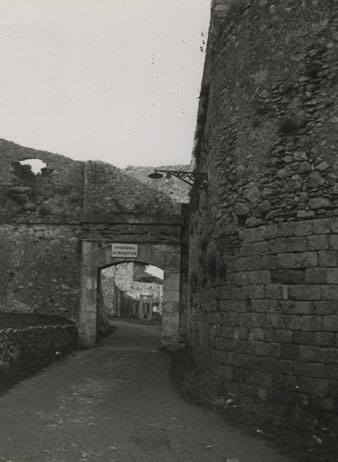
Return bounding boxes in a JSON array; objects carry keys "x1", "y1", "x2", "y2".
[{"x1": 0, "y1": 321, "x2": 293, "y2": 462}]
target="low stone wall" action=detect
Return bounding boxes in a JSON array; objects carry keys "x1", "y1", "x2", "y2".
[{"x1": 0, "y1": 324, "x2": 78, "y2": 369}]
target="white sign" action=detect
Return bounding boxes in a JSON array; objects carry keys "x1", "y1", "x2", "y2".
[{"x1": 111, "y1": 243, "x2": 138, "y2": 258}]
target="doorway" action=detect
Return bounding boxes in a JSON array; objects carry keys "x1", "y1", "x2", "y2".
[{"x1": 79, "y1": 241, "x2": 182, "y2": 348}]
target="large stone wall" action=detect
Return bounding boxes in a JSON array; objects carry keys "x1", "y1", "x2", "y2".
[
  {"x1": 84, "y1": 162, "x2": 181, "y2": 217},
  {"x1": 0, "y1": 140, "x2": 186, "y2": 344},
  {"x1": 0, "y1": 225, "x2": 81, "y2": 321},
  {"x1": 188, "y1": 0, "x2": 338, "y2": 422},
  {"x1": 0, "y1": 324, "x2": 78, "y2": 370},
  {"x1": 0, "y1": 140, "x2": 187, "y2": 328}
]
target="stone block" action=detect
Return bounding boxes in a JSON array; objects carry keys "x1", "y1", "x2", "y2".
[
  {"x1": 301, "y1": 316, "x2": 322, "y2": 331},
  {"x1": 322, "y1": 349, "x2": 338, "y2": 364},
  {"x1": 261, "y1": 255, "x2": 277, "y2": 270},
  {"x1": 293, "y1": 302, "x2": 313, "y2": 314},
  {"x1": 242, "y1": 228, "x2": 256, "y2": 243},
  {"x1": 224, "y1": 300, "x2": 245, "y2": 313},
  {"x1": 313, "y1": 301, "x2": 335, "y2": 315},
  {"x1": 313, "y1": 218, "x2": 330, "y2": 234},
  {"x1": 257, "y1": 387, "x2": 268, "y2": 401},
  {"x1": 268, "y1": 238, "x2": 286, "y2": 254},
  {"x1": 228, "y1": 272, "x2": 239, "y2": 285},
  {"x1": 255, "y1": 342, "x2": 269, "y2": 357},
  {"x1": 277, "y1": 253, "x2": 296, "y2": 268},
  {"x1": 329, "y1": 235, "x2": 338, "y2": 250},
  {"x1": 165, "y1": 253, "x2": 181, "y2": 271},
  {"x1": 297, "y1": 210, "x2": 315, "y2": 219},
  {"x1": 308, "y1": 363, "x2": 326, "y2": 379},
  {"x1": 265, "y1": 224, "x2": 277, "y2": 239},
  {"x1": 299, "y1": 345, "x2": 320, "y2": 362},
  {"x1": 330, "y1": 217, "x2": 338, "y2": 233},
  {"x1": 238, "y1": 327, "x2": 248, "y2": 340},
  {"x1": 245, "y1": 284, "x2": 265, "y2": 299},
  {"x1": 277, "y1": 222, "x2": 295, "y2": 237},
  {"x1": 305, "y1": 268, "x2": 327, "y2": 284},
  {"x1": 294, "y1": 252, "x2": 317, "y2": 268},
  {"x1": 247, "y1": 270, "x2": 271, "y2": 284},
  {"x1": 279, "y1": 301, "x2": 294, "y2": 314},
  {"x1": 326, "y1": 365, "x2": 338, "y2": 380},
  {"x1": 233, "y1": 258, "x2": 246, "y2": 272},
  {"x1": 293, "y1": 361, "x2": 309, "y2": 376},
  {"x1": 252, "y1": 300, "x2": 275, "y2": 313},
  {"x1": 163, "y1": 272, "x2": 180, "y2": 292},
  {"x1": 272, "y1": 269, "x2": 304, "y2": 284},
  {"x1": 163, "y1": 290, "x2": 180, "y2": 303},
  {"x1": 249, "y1": 328, "x2": 264, "y2": 341},
  {"x1": 281, "y1": 344, "x2": 299, "y2": 360},
  {"x1": 269, "y1": 343, "x2": 281, "y2": 358},
  {"x1": 308, "y1": 235, "x2": 329, "y2": 250},
  {"x1": 279, "y1": 360, "x2": 293, "y2": 375},
  {"x1": 293, "y1": 332, "x2": 315, "y2": 345},
  {"x1": 298, "y1": 377, "x2": 329, "y2": 396},
  {"x1": 266, "y1": 314, "x2": 284, "y2": 329},
  {"x1": 251, "y1": 313, "x2": 267, "y2": 328},
  {"x1": 265, "y1": 284, "x2": 288, "y2": 299},
  {"x1": 285, "y1": 237, "x2": 308, "y2": 252},
  {"x1": 315, "y1": 332, "x2": 335, "y2": 347},
  {"x1": 321, "y1": 398, "x2": 336, "y2": 412},
  {"x1": 243, "y1": 256, "x2": 262, "y2": 271},
  {"x1": 309, "y1": 197, "x2": 331, "y2": 209},
  {"x1": 266, "y1": 358, "x2": 280, "y2": 374},
  {"x1": 251, "y1": 241, "x2": 268, "y2": 256},
  {"x1": 273, "y1": 329, "x2": 293, "y2": 343},
  {"x1": 219, "y1": 286, "x2": 231, "y2": 299},
  {"x1": 327, "y1": 268, "x2": 338, "y2": 284},
  {"x1": 289, "y1": 285, "x2": 321, "y2": 301},
  {"x1": 294, "y1": 221, "x2": 313, "y2": 236},
  {"x1": 255, "y1": 226, "x2": 266, "y2": 242},
  {"x1": 318, "y1": 251, "x2": 337, "y2": 267},
  {"x1": 284, "y1": 315, "x2": 301, "y2": 330},
  {"x1": 322, "y1": 285, "x2": 338, "y2": 300},
  {"x1": 322, "y1": 316, "x2": 338, "y2": 332}
]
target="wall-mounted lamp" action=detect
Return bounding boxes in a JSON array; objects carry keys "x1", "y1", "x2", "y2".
[{"x1": 148, "y1": 169, "x2": 208, "y2": 190}]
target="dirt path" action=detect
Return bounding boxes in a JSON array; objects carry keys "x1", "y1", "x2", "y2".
[{"x1": 0, "y1": 320, "x2": 294, "y2": 462}]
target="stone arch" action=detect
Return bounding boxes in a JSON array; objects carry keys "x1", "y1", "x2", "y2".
[{"x1": 79, "y1": 241, "x2": 181, "y2": 348}]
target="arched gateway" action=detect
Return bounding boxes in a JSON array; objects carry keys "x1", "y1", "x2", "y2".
[
  {"x1": 0, "y1": 147, "x2": 190, "y2": 351},
  {"x1": 79, "y1": 210, "x2": 189, "y2": 349}
]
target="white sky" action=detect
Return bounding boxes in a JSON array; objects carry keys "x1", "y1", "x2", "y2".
[
  {"x1": 0, "y1": 0, "x2": 210, "y2": 168},
  {"x1": 146, "y1": 265, "x2": 164, "y2": 280}
]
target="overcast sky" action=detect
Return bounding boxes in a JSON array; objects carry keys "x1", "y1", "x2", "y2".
[{"x1": 0, "y1": 0, "x2": 210, "y2": 168}]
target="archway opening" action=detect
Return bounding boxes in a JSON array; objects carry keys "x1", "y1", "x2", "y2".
[
  {"x1": 79, "y1": 241, "x2": 182, "y2": 348},
  {"x1": 97, "y1": 261, "x2": 164, "y2": 336}
]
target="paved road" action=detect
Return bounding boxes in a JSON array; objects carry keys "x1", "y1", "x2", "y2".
[{"x1": 0, "y1": 320, "x2": 293, "y2": 462}]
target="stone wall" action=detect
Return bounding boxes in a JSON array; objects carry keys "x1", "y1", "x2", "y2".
[
  {"x1": 0, "y1": 225, "x2": 81, "y2": 321},
  {"x1": 0, "y1": 139, "x2": 84, "y2": 223},
  {"x1": 0, "y1": 324, "x2": 78, "y2": 370},
  {"x1": 84, "y1": 161, "x2": 180, "y2": 217},
  {"x1": 188, "y1": 0, "x2": 338, "y2": 422},
  {"x1": 0, "y1": 140, "x2": 186, "y2": 327},
  {"x1": 100, "y1": 263, "x2": 163, "y2": 318},
  {"x1": 123, "y1": 165, "x2": 191, "y2": 204}
]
